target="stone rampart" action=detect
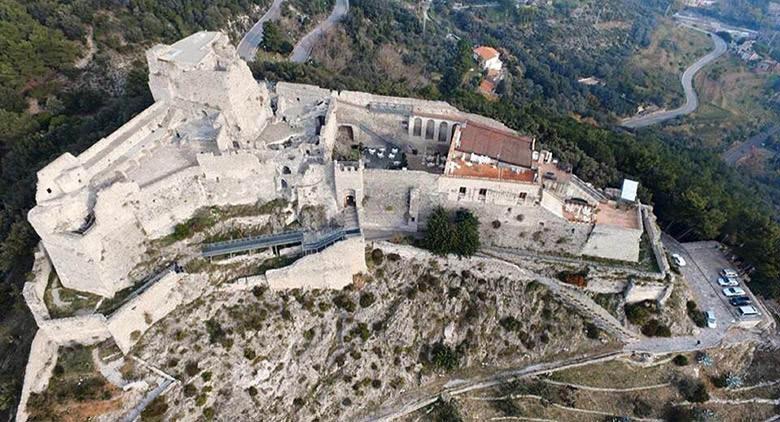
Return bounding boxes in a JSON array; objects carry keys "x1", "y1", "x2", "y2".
[
  {"x1": 267, "y1": 237, "x2": 367, "y2": 289},
  {"x1": 108, "y1": 272, "x2": 208, "y2": 353}
]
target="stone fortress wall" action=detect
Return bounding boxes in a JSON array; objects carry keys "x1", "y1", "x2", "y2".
[{"x1": 19, "y1": 30, "x2": 672, "y2": 422}]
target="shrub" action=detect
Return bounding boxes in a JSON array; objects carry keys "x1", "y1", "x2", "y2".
[
  {"x1": 201, "y1": 371, "x2": 212, "y2": 382},
  {"x1": 677, "y1": 378, "x2": 709, "y2": 403},
  {"x1": 370, "y1": 249, "x2": 384, "y2": 265},
  {"x1": 184, "y1": 361, "x2": 199, "y2": 377},
  {"x1": 247, "y1": 386, "x2": 258, "y2": 397},
  {"x1": 205, "y1": 319, "x2": 227, "y2": 345},
  {"x1": 203, "y1": 407, "x2": 214, "y2": 420},
  {"x1": 585, "y1": 322, "x2": 601, "y2": 339},
  {"x1": 333, "y1": 294, "x2": 356, "y2": 312},
  {"x1": 359, "y1": 292, "x2": 376, "y2": 308},
  {"x1": 499, "y1": 316, "x2": 522, "y2": 332},
  {"x1": 141, "y1": 396, "x2": 168, "y2": 420},
  {"x1": 183, "y1": 384, "x2": 197, "y2": 397},
  {"x1": 633, "y1": 397, "x2": 652, "y2": 417},
  {"x1": 244, "y1": 348, "x2": 256, "y2": 361},
  {"x1": 492, "y1": 220, "x2": 501, "y2": 229},
  {"x1": 428, "y1": 342, "x2": 459, "y2": 371},
  {"x1": 387, "y1": 253, "x2": 401, "y2": 262},
  {"x1": 686, "y1": 300, "x2": 707, "y2": 328},
  {"x1": 625, "y1": 301, "x2": 657, "y2": 326},
  {"x1": 673, "y1": 355, "x2": 689, "y2": 366},
  {"x1": 711, "y1": 373, "x2": 728, "y2": 388},
  {"x1": 641, "y1": 319, "x2": 672, "y2": 337},
  {"x1": 252, "y1": 285, "x2": 267, "y2": 298}
]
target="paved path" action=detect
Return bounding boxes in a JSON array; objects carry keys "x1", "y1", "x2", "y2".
[
  {"x1": 621, "y1": 27, "x2": 727, "y2": 129},
  {"x1": 722, "y1": 124, "x2": 780, "y2": 166},
  {"x1": 289, "y1": 0, "x2": 349, "y2": 63},
  {"x1": 237, "y1": 0, "x2": 286, "y2": 61}
]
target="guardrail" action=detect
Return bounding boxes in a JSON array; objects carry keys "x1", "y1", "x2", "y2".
[
  {"x1": 202, "y1": 231, "x2": 304, "y2": 258},
  {"x1": 302, "y1": 227, "x2": 362, "y2": 254}
]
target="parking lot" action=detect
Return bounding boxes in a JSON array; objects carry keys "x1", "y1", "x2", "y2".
[{"x1": 668, "y1": 239, "x2": 766, "y2": 330}]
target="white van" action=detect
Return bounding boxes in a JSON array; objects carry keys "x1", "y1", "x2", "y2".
[
  {"x1": 737, "y1": 306, "x2": 759, "y2": 317},
  {"x1": 705, "y1": 310, "x2": 717, "y2": 328}
]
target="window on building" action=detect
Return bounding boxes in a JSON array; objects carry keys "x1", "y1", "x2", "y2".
[
  {"x1": 459, "y1": 187, "x2": 467, "y2": 195},
  {"x1": 478, "y1": 188, "x2": 487, "y2": 201},
  {"x1": 518, "y1": 192, "x2": 528, "y2": 203}
]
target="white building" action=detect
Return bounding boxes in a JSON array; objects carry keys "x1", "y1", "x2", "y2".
[{"x1": 473, "y1": 46, "x2": 503, "y2": 71}]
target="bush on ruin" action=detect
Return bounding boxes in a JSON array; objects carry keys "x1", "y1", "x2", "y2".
[{"x1": 673, "y1": 355, "x2": 689, "y2": 366}]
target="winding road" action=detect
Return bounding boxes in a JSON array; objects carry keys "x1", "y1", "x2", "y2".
[
  {"x1": 237, "y1": 0, "x2": 286, "y2": 61},
  {"x1": 621, "y1": 27, "x2": 727, "y2": 129},
  {"x1": 289, "y1": 0, "x2": 349, "y2": 63}
]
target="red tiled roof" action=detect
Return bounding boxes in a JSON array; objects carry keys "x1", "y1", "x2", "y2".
[
  {"x1": 478, "y1": 79, "x2": 496, "y2": 94},
  {"x1": 457, "y1": 121, "x2": 534, "y2": 168},
  {"x1": 473, "y1": 46, "x2": 499, "y2": 61},
  {"x1": 449, "y1": 159, "x2": 536, "y2": 183}
]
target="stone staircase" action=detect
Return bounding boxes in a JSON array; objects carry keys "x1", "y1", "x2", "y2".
[{"x1": 343, "y1": 205, "x2": 360, "y2": 229}]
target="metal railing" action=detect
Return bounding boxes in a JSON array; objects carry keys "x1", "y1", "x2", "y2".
[{"x1": 201, "y1": 231, "x2": 304, "y2": 258}]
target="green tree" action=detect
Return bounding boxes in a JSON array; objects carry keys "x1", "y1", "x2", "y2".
[{"x1": 260, "y1": 22, "x2": 293, "y2": 55}]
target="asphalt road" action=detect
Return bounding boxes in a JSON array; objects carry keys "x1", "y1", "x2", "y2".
[
  {"x1": 722, "y1": 124, "x2": 780, "y2": 166},
  {"x1": 236, "y1": 0, "x2": 286, "y2": 61},
  {"x1": 289, "y1": 0, "x2": 349, "y2": 63},
  {"x1": 621, "y1": 28, "x2": 727, "y2": 129}
]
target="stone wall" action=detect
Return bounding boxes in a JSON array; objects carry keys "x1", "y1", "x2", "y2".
[
  {"x1": 624, "y1": 279, "x2": 669, "y2": 303},
  {"x1": 108, "y1": 272, "x2": 208, "y2": 353},
  {"x1": 642, "y1": 205, "x2": 670, "y2": 278},
  {"x1": 362, "y1": 169, "x2": 442, "y2": 231},
  {"x1": 266, "y1": 237, "x2": 367, "y2": 290},
  {"x1": 438, "y1": 175, "x2": 540, "y2": 207}
]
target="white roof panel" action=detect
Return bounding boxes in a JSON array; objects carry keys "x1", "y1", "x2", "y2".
[{"x1": 620, "y1": 179, "x2": 639, "y2": 202}]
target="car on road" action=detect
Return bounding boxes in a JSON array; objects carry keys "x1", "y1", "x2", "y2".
[
  {"x1": 721, "y1": 268, "x2": 739, "y2": 278},
  {"x1": 723, "y1": 287, "x2": 747, "y2": 297},
  {"x1": 737, "y1": 305, "x2": 759, "y2": 317},
  {"x1": 671, "y1": 253, "x2": 686, "y2": 267},
  {"x1": 705, "y1": 310, "x2": 717, "y2": 328},
  {"x1": 717, "y1": 276, "x2": 739, "y2": 287},
  {"x1": 729, "y1": 296, "x2": 752, "y2": 306}
]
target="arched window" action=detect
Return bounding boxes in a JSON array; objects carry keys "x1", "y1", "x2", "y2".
[
  {"x1": 425, "y1": 120, "x2": 435, "y2": 140},
  {"x1": 438, "y1": 121, "x2": 449, "y2": 143},
  {"x1": 413, "y1": 118, "x2": 423, "y2": 137}
]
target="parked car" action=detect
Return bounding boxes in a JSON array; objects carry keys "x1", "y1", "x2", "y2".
[
  {"x1": 723, "y1": 287, "x2": 747, "y2": 297},
  {"x1": 705, "y1": 310, "x2": 717, "y2": 328},
  {"x1": 717, "y1": 276, "x2": 739, "y2": 287},
  {"x1": 737, "y1": 305, "x2": 759, "y2": 317},
  {"x1": 671, "y1": 253, "x2": 686, "y2": 267},
  {"x1": 729, "y1": 296, "x2": 752, "y2": 306},
  {"x1": 721, "y1": 268, "x2": 739, "y2": 278}
]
